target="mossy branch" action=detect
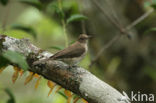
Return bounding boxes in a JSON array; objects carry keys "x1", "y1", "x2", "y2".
[{"x1": 0, "y1": 35, "x2": 129, "y2": 103}]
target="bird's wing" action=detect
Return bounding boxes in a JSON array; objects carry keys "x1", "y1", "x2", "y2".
[{"x1": 50, "y1": 42, "x2": 85, "y2": 59}]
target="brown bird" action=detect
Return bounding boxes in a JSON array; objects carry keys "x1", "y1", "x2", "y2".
[{"x1": 49, "y1": 34, "x2": 91, "y2": 66}]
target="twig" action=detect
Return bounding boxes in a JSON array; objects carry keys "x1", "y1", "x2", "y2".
[
  {"x1": 91, "y1": 0, "x2": 123, "y2": 32},
  {"x1": 89, "y1": 6, "x2": 154, "y2": 68},
  {"x1": 89, "y1": 0, "x2": 124, "y2": 68},
  {"x1": 62, "y1": 19, "x2": 68, "y2": 47},
  {"x1": 105, "y1": 0, "x2": 123, "y2": 28},
  {"x1": 77, "y1": 0, "x2": 87, "y2": 34},
  {"x1": 58, "y1": 0, "x2": 68, "y2": 47},
  {"x1": 125, "y1": 9, "x2": 154, "y2": 30},
  {"x1": 92, "y1": 0, "x2": 154, "y2": 33},
  {"x1": 89, "y1": 34, "x2": 121, "y2": 68}
]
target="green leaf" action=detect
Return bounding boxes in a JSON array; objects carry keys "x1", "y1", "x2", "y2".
[
  {"x1": 69, "y1": 40, "x2": 75, "y2": 45},
  {"x1": 2, "y1": 50, "x2": 29, "y2": 71},
  {"x1": 0, "y1": 0, "x2": 9, "y2": 5},
  {"x1": 19, "y1": 0, "x2": 42, "y2": 10},
  {"x1": 58, "y1": 91, "x2": 67, "y2": 99},
  {"x1": 67, "y1": 14, "x2": 87, "y2": 24},
  {"x1": 10, "y1": 24, "x2": 37, "y2": 39},
  {"x1": 151, "y1": 4, "x2": 156, "y2": 9},
  {"x1": 52, "y1": 3, "x2": 65, "y2": 19},
  {"x1": 4, "y1": 88, "x2": 16, "y2": 103},
  {"x1": 48, "y1": 46, "x2": 64, "y2": 50},
  {"x1": 39, "y1": 0, "x2": 52, "y2": 4},
  {"x1": 144, "y1": 27, "x2": 156, "y2": 34},
  {"x1": 0, "y1": 37, "x2": 9, "y2": 68},
  {"x1": 144, "y1": 1, "x2": 151, "y2": 8},
  {"x1": 0, "y1": 55, "x2": 9, "y2": 68},
  {"x1": 144, "y1": 66, "x2": 156, "y2": 80}
]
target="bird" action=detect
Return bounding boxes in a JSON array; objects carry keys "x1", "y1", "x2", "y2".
[{"x1": 49, "y1": 34, "x2": 91, "y2": 66}]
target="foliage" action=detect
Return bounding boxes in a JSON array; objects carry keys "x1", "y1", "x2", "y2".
[
  {"x1": 67, "y1": 14, "x2": 88, "y2": 24},
  {"x1": 48, "y1": 46, "x2": 64, "y2": 50},
  {"x1": 0, "y1": 0, "x2": 9, "y2": 6},
  {"x1": 19, "y1": 0, "x2": 42, "y2": 10},
  {"x1": 144, "y1": 27, "x2": 156, "y2": 34},
  {"x1": 4, "y1": 88, "x2": 16, "y2": 103},
  {"x1": 143, "y1": 66, "x2": 156, "y2": 80},
  {"x1": 0, "y1": 0, "x2": 88, "y2": 103},
  {"x1": 2, "y1": 51, "x2": 29, "y2": 71},
  {"x1": 51, "y1": 2, "x2": 65, "y2": 19},
  {"x1": 10, "y1": 24, "x2": 37, "y2": 39},
  {"x1": 0, "y1": 55, "x2": 9, "y2": 68}
]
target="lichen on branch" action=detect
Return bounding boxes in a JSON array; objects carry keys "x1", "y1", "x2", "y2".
[{"x1": 0, "y1": 35, "x2": 129, "y2": 103}]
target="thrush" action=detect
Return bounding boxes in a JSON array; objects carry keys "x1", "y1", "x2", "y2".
[{"x1": 49, "y1": 34, "x2": 91, "y2": 66}]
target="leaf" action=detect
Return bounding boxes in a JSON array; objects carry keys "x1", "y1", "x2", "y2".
[
  {"x1": 143, "y1": 1, "x2": 151, "y2": 8},
  {"x1": 5, "y1": 88, "x2": 15, "y2": 103},
  {"x1": 12, "y1": 67, "x2": 20, "y2": 84},
  {"x1": 55, "y1": 86, "x2": 62, "y2": 93},
  {"x1": 69, "y1": 40, "x2": 75, "y2": 45},
  {"x1": 67, "y1": 96, "x2": 72, "y2": 103},
  {"x1": 81, "y1": 99, "x2": 88, "y2": 103},
  {"x1": 144, "y1": 27, "x2": 156, "y2": 34},
  {"x1": 0, "y1": 55, "x2": 9, "y2": 68},
  {"x1": 73, "y1": 97, "x2": 80, "y2": 103},
  {"x1": 64, "y1": 90, "x2": 72, "y2": 97},
  {"x1": 34, "y1": 76, "x2": 41, "y2": 90},
  {"x1": 67, "y1": 14, "x2": 87, "y2": 24},
  {"x1": 51, "y1": 3, "x2": 64, "y2": 19},
  {"x1": 0, "y1": 67, "x2": 5, "y2": 74},
  {"x1": 2, "y1": 50, "x2": 29, "y2": 71},
  {"x1": 19, "y1": 69, "x2": 24, "y2": 77},
  {"x1": 47, "y1": 80, "x2": 55, "y2": 88},
  {"x1": 0, "y1": 0, "x2": 9, "y2": 6},
  {"x1": 34, "y1": 73, "x2": 40, "y2": 78},
  {"x1": 47, "y1": 80, "x2": 56, "y2": 96},
  {"x1": 24, "y1": 72, "x2": 34, "y2": 85},
  {"x1": 48, "y1": 46, "x2": 64, "y2": 50},
  {"x1": 151, "y1": 4, "x2": 156, "y2": 9},
  {"x1": 19, "y1": 0, "x2": 42, "y2": 10},
  {"x1": 39, "y1": 0, "x2": 52, "y2": 4},
  {"x1": 10, "y1": 24, "x2": 37, "y2": 39},
  {"x1": 144, "y1": 66, "x2": 156, "y2": 80},
  {"x1": 58, "y1": 91, "x2": 67, "y2": 99}
]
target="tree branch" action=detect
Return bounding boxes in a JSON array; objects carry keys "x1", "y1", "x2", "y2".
[
  {"x1": 125, "y1": 9, "x2": 154, "y2": 31},
  {"x1": 0, "y1": 35, "x2": 129, "y2": 103},
  {"x1": 89, "y1": 6, "x2": 154, "y2": 68},
  {"x1": 91, "y1": 0, "x2": 122, "y2": 31}
]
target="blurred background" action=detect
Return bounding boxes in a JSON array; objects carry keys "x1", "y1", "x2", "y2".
[{"x1": 0, "y1": 0, "x2": 156, "y2": 103}]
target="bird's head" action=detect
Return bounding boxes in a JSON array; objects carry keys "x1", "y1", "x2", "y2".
[{"x1": 78, "y1": 34, "x2": 92, "y2": 43}]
